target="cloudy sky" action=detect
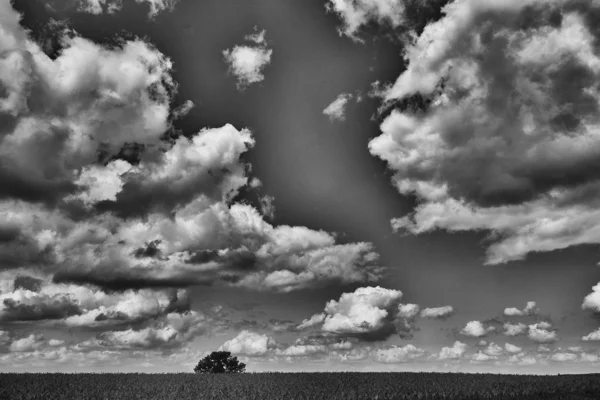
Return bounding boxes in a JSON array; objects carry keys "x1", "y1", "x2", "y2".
[{"x1": 2, "y1": 0, "x2": 600, "y2": 374}]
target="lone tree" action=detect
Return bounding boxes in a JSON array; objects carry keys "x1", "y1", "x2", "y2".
[{"x1": 194, "y1": 351, "x2": 246, "y2": 373}]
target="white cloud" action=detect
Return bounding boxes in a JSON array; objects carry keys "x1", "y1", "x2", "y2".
[
  {"x1": 219, "y1": 331, "x2": 276, "y2": 356},
  {"x1": 77, "y1": 0, "x2": 179, "y2": 17},
  {"x1": 297, "y1": 313, "x2": 326, "y2": 330},
  {"x1": 528, "y1": 322, "x2": 558, "y2": 343},
  {"x1": 438, "y1": 341, "x2": 467, "y2": 360},
  {"x1": 420, "y1": 305, "x2": 454, "y2": 319},
  {"x1": 397, "y1": 303, "x2": 420, "y2": 319},
  {"x1": 370, "y1": 0, "x2": 600, "y2": 264},
  {"x1": 503, "y1": 322, "x2": 528, "y2": 337},
  {"x1": 323, "y1": 93, "x2": 353, "y2": 121},
  {"x1": 471, "y1": 351, "x2": 496, "y2": 362},
  {"x1": 373, "y1": 344, "x2": 425, "y2": 363},
  {"x1": 582, "y1": 328, "x2": 600, "y2": 342},
  {"x1": 320, "y1": 286, "x2": 403, "y2": 339},
  {"x1": 277, "y1": 344, "x2": 326, "y2": 357},
  {"x1": 582, "y1": 283, "x2": 600, "y2": 313},
  {"x1": 326, "y1": 0, "x2": 405, "y2": 40},
  {"x1": 223, "y1": 30, "x2": 272, "y2": 89},
  {"x1": 504, "y1": 301, "x2": 538, "y2": 317},
  {"x1": 9, "y1": 334, "x2": 46, "y2": 353},
  {"x1": 483, "y1": 342, "x2": 503, "y2": 357},
  {"x1": 460, "y1": 321, "x2": 494, "y2": 338},
  {"x1": 551, "y1": 352, "x2": 578, "y2": 362},
  {"x1": 505, "y1": 343, "x2": 522, "y2": 354}
]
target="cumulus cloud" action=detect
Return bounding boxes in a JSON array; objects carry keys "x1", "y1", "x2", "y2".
[
  {"x1": 297, "y1": 313, "x2": 326, "y2": 330},
  {"x1": 323, "y1": 93, "x2": 353, "y2": 121},
  {"x1": 223, "y1": 29, "x2": 272, "y2": 89},
  {"x1": 504, "y1": 301, "x2": 539, "y2": 317},
  {"x1": 0, "y1": 273, "x2": 190, "y2": 326},
  {"x1": 9, "y1": 334, "x2": 46, "y2": 353},
  {"x1": 371, "y1": 0, "x2": 600, "y2": 264},
  {"x1": 81, "y1": 311, "x2": 207, "y2": 350},
  {"x1": 460, "y1": 321, "x2": 494, "y2": 338},
  {"x1": 420, "y1": 305, "x2": 454, "y2": 319},
  {"x1": 438, "y1": 341, "x2": 467, "y2": 360},
  {"x1": 219, "y1": 330, "x2": 276, "y2": 356},
  {"x1": 0, "y1": 1, "x2": 383, "y2": 296},
  {"x1": 397, "y1": 303, "x2": 420, "y2": 319},
  {"x1": 582, "y1": 283, "x2": 600, "y2": 313},
  {"x1": 373, "y1": 344, "x2": 425, "y2": 363},
  {"x1": 302, "y1": 286, "x2": 404, "y2": 341},
  {"x1": 528, "y1": 322, "x2": 558, "y2": 343},
  {"x1": 76, "y1": 0, "x2": 179, "y2": 17},
  {"x1": 505, "y1": 343, "x2": 522, "y2": 354},
  {"x1": 326, "y1": 0, "x2": 405, "y2": 40},
  {"x1": 582, "y1": 328, "x2": 600, "y2": 342},
  {"x1": 503, "y1": 322, "x2": 528, "y2": 337}
]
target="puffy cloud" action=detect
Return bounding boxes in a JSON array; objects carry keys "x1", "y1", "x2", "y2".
[
  {"x1": 528, "y1": 322, "x2": 558, "y2": 343},
  {"x1": 551, "y1": 352, "x2": 578, "y2": 362},
  {"x1": 0, "y1": 1, "x2": 383, "y2": 300},
  {"x1": 9, "y1": 334, "x2": 46, "y2": 353},
  {"x1": 326, "y1": 0, "x2": 405, "y2": 39},
  {"x1": 582, "y1": 328, "x2": 600, "y2": 342},
  {"x1": 505, "y1": 343, "x2": 522, "y2": 353},
  {"x1": 223, "y1": 30, "x2": 272, "y2": 89},
  {"x1": 397, "y1": 303, "x2": 420, "y2": 319},
  {"x1": 0, "y1": 272, "x2": 190, "y2": 326},
  {"x1": 323, "y1": 93, "x2": 353, "y2": 121},
  {"x1": 503, "y1": 322, "x2": 528, "y2": 337},
  {"x1": 504, "y1": 301, "x2": 538, "y2": 317},
  {"x1": 373, "y1": 344, "x2": 425, "y2": 363},
  {"x1": 76, "y1": 0, "x2": 179, "y2": 17},
  {"x1": 277, "y1": 344, "x2": 326, "y2": 357},
  {"x1": 79, "y1": 311, "x2": 208, "y2": 350},
  {"x1": 219, "y1": 330, "x2": 276, "y2": 356},
  {"x1": 438, "y1": 341, "x2": 467, "y2": 360},
  {"x1": 471, "y1": 351, "x2": 496, "y2": 362},
  {"x1": 460, "y1": 321, "x2": 494, "y2": 338},
  {"x1": 371, "y1": 0, "x2": 600, "y2": 264},
  {"x1": 582, "y1": 283, "x2": 600, "y2": 312},
  {"x1": 319, "y1": 286, "x2": 403, "y2": 340},
  {"x1": 297, "y1": 313, "x2": 326, "y2": 330},
  {"x1": 420, "y1": 305, "x2": 454, "y2": 319},
  {"x1": 483, "y1": 342, "x2": 503, "y2": 357}
]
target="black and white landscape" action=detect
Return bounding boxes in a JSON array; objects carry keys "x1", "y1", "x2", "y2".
[{"x1": 2, "y1": 0, "x2": 600, "y2": 380}]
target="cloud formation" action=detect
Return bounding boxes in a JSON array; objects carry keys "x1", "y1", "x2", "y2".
[
  {"x1": 301, "y1": 286, "x2": 404, "y2": 341},
  {"x1": 460, "y1": 321, "x2": 494, "y2": 338},
  {"x1": 76, "y1": 0, "x2": 179, "y2": 17},
  {"x1": 420, "y1": 305, "x2": 454, "y2": 319},
  {"x1": 370, "y1": 0, "x2": 600, "y2": 264},
  {"x1": 528, "y1": 322, "x2": 558, "y2": 343},
  {"x1": 219, "y1": 330, "x2": 277, "y2": 356},
  {"x1": 223, "y1": 29, "x2": 272, "y2": 89},
  {"x1": 504, "y1": 302, "x2": 538, "y2": 317},
  {"x1": 326, "y1": 0, "x2": 405, "y2": 40},
  {"x1": 323, "y1": 93, "x2": 353, "y2": 121}
]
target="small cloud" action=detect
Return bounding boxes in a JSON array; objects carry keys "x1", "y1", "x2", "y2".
[
  {"x1": 219, "y1": 330, "x2": 276, "y2": 357},
  {"x1": 460, "y1": 321, "x2": 494, "y2": 338},
  {"x1": 582, "y1": 328, "x2": 600, "y2": 342},
  {"x1": 323, "y1": 93, "x2": 353, "y2": 121},
  {"x1": 528, "y1": 322, "x2": 558, "y2": 343},
  {"x1": 504, "y1": 301, "x2": 538, "y2": 317},
  {"x1": 438, "y1": 341, "x2": 468, "y2": 360},
  {"x1": 503, "y1": 322, "x2": 528, "y2": 337},
  {"x1": 223, "y1": 29, "x2": 272, "y2": 89},
  {"x1": 420, "y1": 306, "x2": 454, "y2": 319}
]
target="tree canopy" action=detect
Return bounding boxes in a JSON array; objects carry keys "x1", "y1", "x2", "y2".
[{"x1": 194, "y1": 351, "x2": 246, "y2": 373}]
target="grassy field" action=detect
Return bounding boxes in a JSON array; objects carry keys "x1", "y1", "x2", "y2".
[{"x1": 1, "y1": 372, "x2": 600, "y2": 399}]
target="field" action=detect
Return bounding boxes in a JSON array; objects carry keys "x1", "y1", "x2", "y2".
[{"x1": 1, "y1": 372, "x2": 600, "y2": 400}]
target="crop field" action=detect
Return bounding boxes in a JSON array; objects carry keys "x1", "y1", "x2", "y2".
[{"x1": 1, "y1": 372, "x2": 600, "y2": 400}]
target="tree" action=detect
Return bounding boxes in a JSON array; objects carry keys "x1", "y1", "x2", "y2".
[{"x1": 194, "y1": 351, "x2": 246, "y2": 373}]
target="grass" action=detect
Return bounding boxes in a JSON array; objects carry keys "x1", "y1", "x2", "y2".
[{"x1": 1, "y1": 372, "x2": 600, "y2": 399}]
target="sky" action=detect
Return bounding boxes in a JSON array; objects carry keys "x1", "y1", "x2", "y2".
[{"x1": 1, "y1": 0, "x2": 600, "y2": 374}]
